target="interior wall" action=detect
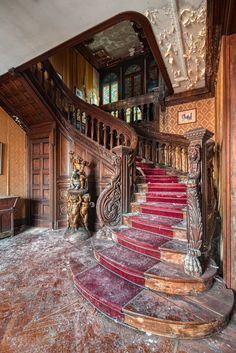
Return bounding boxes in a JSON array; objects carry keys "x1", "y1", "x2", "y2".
[
  {"x1": 49, "y1": 48, "x2": 100, "y2": 104},
  {"x1": 160, "y1": 97, "x2": 215, "y2": 136},
  {"x1": 215, "y1": 35, "x2": 236, "y2": 290},
  {"x1": 0, "y1": 108, "x2": 26, "y2": 221}
]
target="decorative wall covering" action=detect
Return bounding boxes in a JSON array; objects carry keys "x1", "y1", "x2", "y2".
[
  {"x1": 144, "y1": 0, "x2": 206, "y2": 93},
  {"x1": 0, "y1": 108, "x2": 26, "y2": 220},
  {"x1": 160, "y1": 97, "x2": 215, "y2": 136}
]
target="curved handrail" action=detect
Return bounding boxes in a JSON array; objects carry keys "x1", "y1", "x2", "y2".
[
  {"x1": 24, "y1": 59, "x2": 138, "y2": 228},
  {"x1": 27, "y1": 60, "x2": 137, "y2": 152}
]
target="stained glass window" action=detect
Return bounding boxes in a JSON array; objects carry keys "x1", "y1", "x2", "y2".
[
  {"x1": 125, "y1": 108, "x2": 131, "y2": 123},
  {"x1": 111, "y1": 82, "x2": 118, "y2": 103},
  {"x1": 133, "y1": 107, "x2": 142, "y2": 121},
  {"x1": 102, "y1": 73, "x2": 118, "y2": 104},
  {"x1": 103, "y1": 84, "x2": 110, "y2": 105}
]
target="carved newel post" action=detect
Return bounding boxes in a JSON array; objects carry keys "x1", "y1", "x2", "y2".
[
  {"x1": 184, "y1": 128, "x2": 213, "y2": 276},
  {"x1": 65, "y1": 151, "x2": 94, "y2": 240}
]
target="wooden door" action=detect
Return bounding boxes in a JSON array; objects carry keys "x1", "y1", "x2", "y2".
[{"x1": 30, "y1": 138, "x2": 51, "y2": 227}]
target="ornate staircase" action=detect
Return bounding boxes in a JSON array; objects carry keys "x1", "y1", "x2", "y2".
[
  {"x1": 70, "y1": 158, "x2": 234, "y2": 339},
  {"x1": 12, "y1": 59, "x2": 233, "y2": 339}
]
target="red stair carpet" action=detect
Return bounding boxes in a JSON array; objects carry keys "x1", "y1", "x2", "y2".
[{"x1": 70, "y1": 158, "x2": 234, "y2": 339}]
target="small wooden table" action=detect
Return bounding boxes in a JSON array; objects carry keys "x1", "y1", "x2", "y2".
[{"x1": 0, "y1": 196, "x2": 18, "y2": 238}]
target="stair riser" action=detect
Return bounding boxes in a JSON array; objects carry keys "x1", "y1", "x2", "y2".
[
  {"x1": 130, "y1": 203, "x2": 184, "y2": 219},
  {"x1": 144, "y1": 276, "x2": 213, "y2": 296},
  {"x1": 116, "y1": 237, "x2": 161, "y2": 259},
  {"x1": 146, "y1": 196, "x2": 187, "y2": 204},
  {"x1": 131, "y1": 221, "x2": 174, "y2": 237},
  {"x1": 134, "y1": 194, "x2": 187, "y2": 205},
  {"x1": 123, "y1": 216, "x2": 187, "y2": 241},
  {"x1": 97, "y1": 255, "x2": 145, "y2": 286},
  {"x1": 160, "y1": 251, "x2": 185, "y2": 265},
  {"x1": 123, "y1": 216, "x2": 174, "y2": 237},
  {"x1": 137, "y1": 185, "x2": 186, "y2": 193},
  {"x1": 141, "y1": 208, "x2": 183, "y2": 219},
  {"x1": 123, "y1": 310, "x2": 228, "y2": 339}
]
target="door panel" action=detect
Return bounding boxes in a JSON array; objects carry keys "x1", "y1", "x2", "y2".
[{"x1": 30, "y1": 138, "x2": 51, "y2": 227}]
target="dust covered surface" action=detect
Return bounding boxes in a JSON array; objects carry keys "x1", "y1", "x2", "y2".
[{"x1": 0, "y1": 228, "x2": 235, "y2": 353}]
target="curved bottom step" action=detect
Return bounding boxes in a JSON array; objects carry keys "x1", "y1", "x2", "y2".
[{"x1": 71, "y1": 260, "x2": 234, "y2": 339}]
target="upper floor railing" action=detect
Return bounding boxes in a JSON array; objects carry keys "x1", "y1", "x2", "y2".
[
  {"x1": 101, "y1": 92, "x2": 157, "y2": 125},
  {"x1": 27, "y1": 60, "x2": 137, "y2": 151}
]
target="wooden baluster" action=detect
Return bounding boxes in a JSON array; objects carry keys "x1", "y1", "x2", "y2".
[
  {"x1": 85, "y1": 113, "x2": 88, "y2": 136},
  {"x1": 91, "y1": 118, "x2": 95, "y2": 140},
  {"x1": 172, "y1": 145, "x2": 176, "y2": 169},
  {"x1": 104, "y1": 125, "x2": 108, "y2": 148}
]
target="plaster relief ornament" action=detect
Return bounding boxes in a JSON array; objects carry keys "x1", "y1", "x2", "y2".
[
  {"x1": 65, "y1": 152, "x2": 95, "y2": 242},
  {"x1": 144, "y1": 0, "x2": 207, "y2": 92}
]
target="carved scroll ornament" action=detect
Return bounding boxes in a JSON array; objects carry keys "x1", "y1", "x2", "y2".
[{"x1": 96, "y1": 153, "x2": 122, "y2": 227}]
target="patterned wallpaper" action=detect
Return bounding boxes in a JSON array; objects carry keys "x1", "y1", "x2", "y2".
[
  {"x1": 0, "y1": 108, "x2": 26, "y2": 219},
  {"x1": 160, "y1": 97, "x2": 215, "y2": 137}
]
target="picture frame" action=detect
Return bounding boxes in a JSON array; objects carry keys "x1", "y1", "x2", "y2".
[
  {"x1": 75, "y1": 87, "x2": 84, "y2": 100},
  {"x1": 178, "y1": 108, "x2": 196, "y2": 125},
  {"x1": 0, "y1": 143, "x2": 2, "y2": 175}
]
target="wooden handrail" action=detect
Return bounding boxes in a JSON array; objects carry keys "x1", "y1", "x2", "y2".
[
  {"x1": 27, "y1": 60, "x2": 138, "y2": 151},
  {"x1": 24, "y1": 60, "x2": 138, "y2": 228},
  {"x1": 135, "y1": 128, "x2": 189, "y2": 173}
]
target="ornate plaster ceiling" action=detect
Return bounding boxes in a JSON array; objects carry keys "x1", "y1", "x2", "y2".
[
  {"x1": 84, "y1": 21, "x2": 146, "y2": 67},
  {"x1": 144, "y1": 0, "x2": 206, "y2": 93}
]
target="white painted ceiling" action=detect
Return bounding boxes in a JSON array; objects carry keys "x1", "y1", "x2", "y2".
[{"x1": 0, "y1": 0, "x2": 206, "y2": 93}]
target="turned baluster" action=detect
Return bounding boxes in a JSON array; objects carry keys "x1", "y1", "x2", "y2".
[
  {"x1": 172, "y1": 145, "x2": 176, "y2": 169},
  {"x1": 91, "y1": 118, "x2": 95, "y2": 140}
]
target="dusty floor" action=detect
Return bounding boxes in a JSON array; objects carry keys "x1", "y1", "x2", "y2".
[{"x1": 0, "y1": 228, "x2": 235, "y2": 353}]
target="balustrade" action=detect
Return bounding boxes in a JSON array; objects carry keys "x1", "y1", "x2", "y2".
[
  {"x1": 102, "y1": 93, "x2": 156, "y2": 125},
  {"x1": 27, "y1": 60, "x2": 137, "y2": 152},
  {"x1": 137, "y1": 133, "x2": 189, "y2": 174}
]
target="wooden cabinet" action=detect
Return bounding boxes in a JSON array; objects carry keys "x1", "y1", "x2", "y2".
[{"x1": 0, "y1": 196, "x2": 18, "y2": 238}]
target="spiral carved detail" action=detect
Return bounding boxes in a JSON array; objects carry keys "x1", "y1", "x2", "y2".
[{"x1": 96, "y1": 154, "x2": 122, "y2": 227}]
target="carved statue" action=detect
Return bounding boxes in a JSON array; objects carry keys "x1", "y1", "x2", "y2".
[
  {"x1": 66, "y1": 152, "x2": 94, "y2": 236},
  {"x1": 188, "y1": 144, "x2": 201, "y2": 180},
  {"x1": 69, "y1": 151, "x2": 89, "y2": 191}
]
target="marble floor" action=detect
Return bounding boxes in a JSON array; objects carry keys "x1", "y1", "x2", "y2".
[{"x1": 0, "y1": 228, "x2": 235, "y2": 353}]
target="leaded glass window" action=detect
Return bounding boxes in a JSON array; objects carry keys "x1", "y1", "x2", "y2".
[{"x1": 102, "y1": 73, "x2": 118, "y2": 104}]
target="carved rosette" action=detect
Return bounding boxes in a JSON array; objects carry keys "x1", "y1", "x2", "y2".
[{"x1": 96, "y1": 153, "x2": 122, "y2": 227}]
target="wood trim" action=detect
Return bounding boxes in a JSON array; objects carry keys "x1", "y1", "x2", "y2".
[
  {"x1": 223, "y1": 35, "x2": 232, "y2": 288},
  {"x1": 12, "y1": 11, "x2": 173, "y2": 95}
]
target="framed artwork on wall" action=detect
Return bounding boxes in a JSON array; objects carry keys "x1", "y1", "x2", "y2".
[
  {"x1": 0, "y1": 143, "x2": 2, "y2": 175},
  {"x1": 178, "y1": 108, "x2": 196, "y2": 125},
  {"x1": 75, "y1": 87, "x2": 84, "y2": 100}
]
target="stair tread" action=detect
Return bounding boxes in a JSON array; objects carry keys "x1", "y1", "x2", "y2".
[
  {"x1": 128, "y1": 213, "x2": 182, "y2": 227},
  {"x1": 98, "y1": 243, "x2": 158, "y2": 274},
  {"x1": 73, "y1": 261, "x2": 233, "y2": 336},
  {"x1": 114, "y1": 226, "x2": 171, "y2": 248},
  {"x1": 133, "y1": 202, "x2": 185, "y2": 210},
  {"x1": 74, "y1": 263, "x2": 141, "y2": 310},
  {"x1": 123, "y1": 282, "x2": 231, "y2": 322}
]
